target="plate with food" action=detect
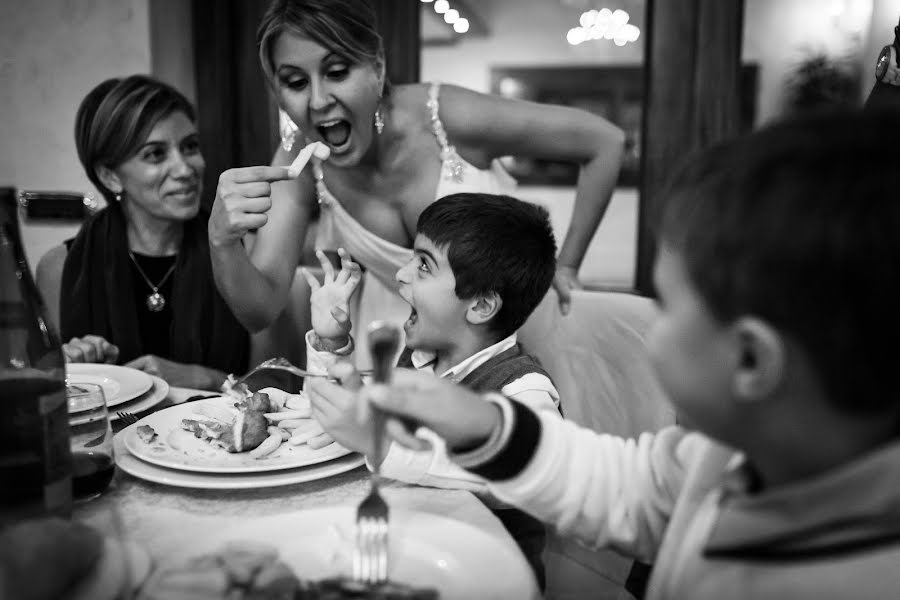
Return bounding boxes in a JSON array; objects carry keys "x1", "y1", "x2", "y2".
[
  {"x1": 137, "y1": 508, "x2": 540, "y2": 600},
  {"x1": 113, "y1": 431, "x2": 364, "y2": 489},
  {"x1": 67, "y1": 363, "x2": 153, "y2": 407},
  {"x1": 123, "y1": 387, "x2": 353, "y2": 473}
]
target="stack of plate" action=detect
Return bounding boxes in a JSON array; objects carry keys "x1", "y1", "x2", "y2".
[
  {"x1": 112, "y1": 396, "x2": 365, "y2": 489},
  {"x1": 66, "y1": 364, "x2": 169, "y2": 422}
]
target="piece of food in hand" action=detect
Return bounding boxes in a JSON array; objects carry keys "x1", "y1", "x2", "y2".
[
  {"x1": 135, "y1": 425, "x2": 157, "y2": 444},
  {"x1": 288, "y1": 141, "x2": 331, "y2": 178}
]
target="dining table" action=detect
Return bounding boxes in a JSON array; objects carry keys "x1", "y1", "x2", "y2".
[{"x1": 72, "y1": 384, "x2": 520, "y2": 581}]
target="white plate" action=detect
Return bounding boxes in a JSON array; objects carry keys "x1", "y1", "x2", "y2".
[
  {"x1": 164, "y1": 507, "x2": 540, "y2": 600},
  {"x1": 67, "y1": 364, "x2": 153, "y2": 407},
  {"x1": 113, "y1": 431, "x2": 365, "y2": 489},
  {"x1": 109, "y1": 376, "x2": 169, "y2": 421},
  {"x1": 123, "y1": 396, "x2": 352, "y2": 473}
]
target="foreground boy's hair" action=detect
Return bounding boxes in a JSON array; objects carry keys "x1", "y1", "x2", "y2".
[
  {"x1": 417, "y1": 192, "x2": 557, "y2": 338},
  {"x1": 660, "y1": 109, "x2": 900, "y2": 417}
]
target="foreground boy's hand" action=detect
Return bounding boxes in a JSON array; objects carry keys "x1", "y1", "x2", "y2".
[
  {"x1": 307, "y1": 362, "x2": 373, "y2": 455},
  {"x1": 0, "y1": 518, "x2": 103, "y2": 600},
  {"x1": 302, "y1": 248, "x2": 361, "y2": 344},
  {"x1": 362, "y1": 369, "x2": 501, "y2": 452}
]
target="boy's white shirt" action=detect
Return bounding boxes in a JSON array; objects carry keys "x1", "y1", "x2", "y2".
[{"x1": 304, "y1": 330, "x2": 560, "y2": 493}]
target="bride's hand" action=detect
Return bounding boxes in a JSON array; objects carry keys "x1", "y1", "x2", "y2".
[
  {"x1": 552, "y1": 265, "x2": 582, "y2": 315},
  {"x1": 208, "y1": 166, "x2": 294, "y2": 248}
]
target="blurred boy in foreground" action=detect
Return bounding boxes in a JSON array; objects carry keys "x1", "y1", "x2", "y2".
[{"x1": 354, "y1": 111, "x2": 900, "y2": 599}]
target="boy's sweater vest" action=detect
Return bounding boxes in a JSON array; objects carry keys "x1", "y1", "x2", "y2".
[{"x1": 396, "y1": 343, "x2": 555, "y2": 588}]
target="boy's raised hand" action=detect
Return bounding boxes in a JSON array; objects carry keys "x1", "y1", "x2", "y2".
[
  {"x1": 361, "y1": 370, "x2": 501, "y2": 453},
  {"x1": 302, "y1": 248, "x2": 361, "y2": 342}
]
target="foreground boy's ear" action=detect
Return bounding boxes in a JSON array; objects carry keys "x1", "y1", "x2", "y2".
[
  {"x1": 732, "y1": 317, "x2": 785, "y2": 401},
  {"x1": 466, "y1": 292, "x2": 502, "y2": 326}
]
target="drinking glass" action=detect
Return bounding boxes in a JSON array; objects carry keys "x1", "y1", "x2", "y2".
[{"x1": 66, "y1": 383, "x2": 115, "y2": 501}]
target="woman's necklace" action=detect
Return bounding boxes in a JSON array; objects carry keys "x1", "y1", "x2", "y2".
[{"x1": 127, "y1": 250, "x2": 177, "y2": 312}]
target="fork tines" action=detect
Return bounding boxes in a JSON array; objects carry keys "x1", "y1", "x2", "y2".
[
  {"x1": 116, "y1": 411, "x2": 139, "y2": 425},
  {"x1": 353, "y1": 495, "x2": 390, "y2": 583}
]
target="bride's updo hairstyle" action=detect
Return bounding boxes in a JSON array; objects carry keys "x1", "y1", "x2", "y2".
[{"x1": 257, "y1": 0, "x2": 386, "y2": 85}]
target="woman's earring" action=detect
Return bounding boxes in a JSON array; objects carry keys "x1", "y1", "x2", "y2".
[
  {"x1": 281, "y1": 121, "x2": 299, "y2": 152},
  {"x1": 114, "y1": 192, "x2": 122, "y2": 203},
  {"x1": 279, "y1": 110, "x2": 300, "y2": 152},
  {"x1": 374, "y1": 105, "x2": 385, "y2": 135}
]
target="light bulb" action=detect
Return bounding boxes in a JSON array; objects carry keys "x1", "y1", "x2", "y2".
[
  {"x1": 624, "y1": 24, "x2": 640, "y2": 42},
  {"x1": 444, "y1": 8, "x2": 459, "y2": 23},
  {"x1": 453, "y1": 18, "x2": 469, "y2": 33},
  {"x1": 420, "y1": 0, "x2": 434, "y2": 3},
  {"x1": 612, "y1": 9, "x2": 629, "y2": 26},
  {"x1": 434, "y1": 0, "x2": 449, "y2": 14},
  {"x1": 580, "y1": 9, "x2": 597, "y2": 28},
  {"x1": 567, "y1": 27, "x2": 586, "y2": 45}
]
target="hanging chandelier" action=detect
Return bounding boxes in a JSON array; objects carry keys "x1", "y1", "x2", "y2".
[
  {"x1": 421, "y1": 0, "x2": 470, "y2": 34},
  {"x1": 567, "y1": 8, "x2": 640, "y2": 46}
]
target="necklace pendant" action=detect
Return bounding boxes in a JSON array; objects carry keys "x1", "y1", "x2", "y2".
[{"x1": 146, "y1": 292, "x2": 166, "y2": 312}]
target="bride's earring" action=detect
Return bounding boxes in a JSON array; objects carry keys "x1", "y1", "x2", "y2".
[
  {"x1": 279, "y1": 110, "x2": 300, "y2": 152},
  {"x1": 281, "y1": 121, "x2": 299, "y2": 152},
  {"x1": 374, "y1": 104, "x2": 384, "y2": 135}
]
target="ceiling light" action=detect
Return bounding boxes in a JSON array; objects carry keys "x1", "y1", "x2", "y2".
[
  {"x1": 434, "y1": 0, "x2": 449, "y2": 14},
  {"x1": 454, "y1": 18, "x2": 469, "y2": 33},
  {"x1": 444, "y1": 9, "x2": 460, "y2": 24}
]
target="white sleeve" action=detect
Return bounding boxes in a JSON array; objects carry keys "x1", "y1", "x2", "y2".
[
  {"x1": 375, "y1": 430, "x2": 488, "y2": 493},
  {"x1": 375, "y1": 373, "x2": 560, "y2": 492},
  {"x1": 488, "y1": 416, "x2": 705, "y2": 561}
]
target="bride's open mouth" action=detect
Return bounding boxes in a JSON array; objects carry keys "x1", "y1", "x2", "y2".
[{"x1": 316, "y1": 119, "x2": 352, "y2": 153}]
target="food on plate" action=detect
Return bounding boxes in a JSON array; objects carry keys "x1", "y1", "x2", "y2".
[
  {"x1": 137, "y1": 543, "x2": 439, "y2": 600},
  {"x1": 137, "y1": 541, "x2": 299, "y2": 599},
  {"x1": 180, "y1": 391, "x2": 271, "y2": 453},
  {"x1": 295, "y1": 577, "x2": 439, "y2": 599},
  {"x1": 135, "y1": 425, "x2": 157, "y2": 444},
  {"x1": 178, "y1": 387, "x2": 337, "y2": 458}
]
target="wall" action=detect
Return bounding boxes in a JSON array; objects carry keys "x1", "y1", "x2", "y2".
[
  {"x1": 0, "y1": 0, "x2": 152, "y2": 270},
  {"x1": 422, "y1": 0, "x2": 877, "y2": 288},
  {"x1": 423, "y1": 0, "x2": 874, "y2": 123}
]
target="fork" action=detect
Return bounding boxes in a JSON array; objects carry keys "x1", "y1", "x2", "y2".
[
  {"x1": 116, "y1": 411, "x2": 139, "y2": 426},
  {"x1": 232, "y1": 357, "x2": 372, "y2": 388},
  {"x1": 353, "y1": 321, "x2": 400, "y2": 584}
]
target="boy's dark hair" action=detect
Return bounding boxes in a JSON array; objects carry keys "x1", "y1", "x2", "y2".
[
  {"x1": 660, "y1": 109, "x2": 900, "y2": 417},
  {"x1": 417, "y1": 193, "x2": 557, "y2": 339}
]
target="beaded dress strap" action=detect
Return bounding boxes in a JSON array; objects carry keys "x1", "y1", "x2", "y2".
[{"x1": 426, "y1": 82, "x2": 465, "y2": 183}]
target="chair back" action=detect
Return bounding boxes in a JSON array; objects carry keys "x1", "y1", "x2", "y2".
[{"x1": 519, "y1": 289, "x2": 675, "y2": 600}]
